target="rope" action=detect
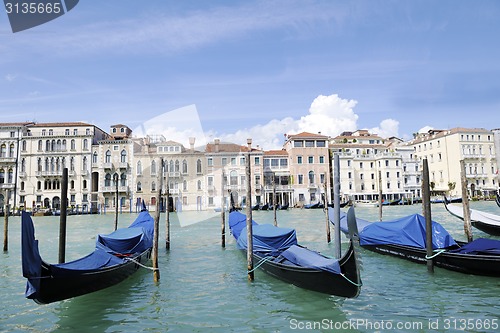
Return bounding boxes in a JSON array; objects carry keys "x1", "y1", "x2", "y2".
[
  {"x1": 125, "y1": 257, "x2": 159, "y2": 271},
  {"x1": 247, "y1": 256, "x2": 274, "y2": 274},
  {"x1": 425, "y1": 249, "x2": 447, "y2": 260},
  {"x1": 340, "y1": 273, "x2": 363, "y2": 287}
]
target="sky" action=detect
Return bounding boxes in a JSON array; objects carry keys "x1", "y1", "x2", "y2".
[{"x1": 1, "y1": 0, "x2": 500, "y2": 150}]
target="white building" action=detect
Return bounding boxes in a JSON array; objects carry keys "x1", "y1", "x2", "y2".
[
  {"x1": 408, "y1": 128, "x2": 498, "y2": 197},
  {"x1": 19, "y1": 122, "x2": 108, "y2": 213}
]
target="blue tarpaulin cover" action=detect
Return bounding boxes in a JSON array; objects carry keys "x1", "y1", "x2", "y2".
[
  {"x1": 332, "y1": 209, "x2": 457, "y2": 249},
  {"x1": 237, "y1": 224, "x2": 297, "y2": 255},
  {"x1": 357, "y1": 214, "x2": 457, "y2": 249},
  {"x1": 279, "y1": 245, "x2": 341, "y2": 274},
  {"x1": 228, "y1": 211, "x2": 342, "y2": 275},
  {"x1": 22, "y1": 208, "x2": 154, "y2": 297},
  {"x1": 451, "y1": 238, "x2": 500, "y2": 255}
]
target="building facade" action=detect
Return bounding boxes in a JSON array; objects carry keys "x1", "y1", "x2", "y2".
[
  {"x1": 409, "y1": 128, "x2": 498, "y2": 198},
  {"x1": 19, "y1": 122, "x2": 109, "y2": 213}
]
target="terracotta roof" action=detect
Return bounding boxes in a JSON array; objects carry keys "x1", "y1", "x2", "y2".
[
  {"x1": 287, "y1": 131, "x2": 328, "y2": 139},
  {"x1": 0, "y1": 122, "x2": 34, "y2": 127},
  {"x1": 29, "y1": 122, "x2": 93, "y2": 127},
  {"x1": 206, "y1": 142, "x2": 253, "y2": 153},
  {"x1": 264, "y1": 149, "x2": 288, "y2": 156}
]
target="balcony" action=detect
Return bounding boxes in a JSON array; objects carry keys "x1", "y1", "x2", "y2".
[
  {"x1": 0, "y1": 157, "x2": 16, "y2": 163},
  {"x1": 0, "y1": 183, "x2": 15, "y2": 190},
  {"x1": 102, "y1": 185, "x2": 129, "y2": 193},
  {"x1": 168, "y1": 172, "x2": 181, "y2": 178}
]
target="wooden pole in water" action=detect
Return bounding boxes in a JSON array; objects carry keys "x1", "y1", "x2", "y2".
[
  {"x1": 422, "y1": 159, "x2": 434, "y2": 273},
  {"x1": 114, "y1": 172, "x2": 119, "y2": 231},
  {"x1": 378, "y1": 170, "x2": 383, "y2": 221},
  {"x1": 324, "y1": 178, "x2": 331, "y2": 244},
  {"x1": 165, "y1": 169, "x2": 170, "y2": 250},
  {"x1": 246, "y1": 142, "x2": 254, "y2": 281},
  {"x1": 460, "y1": 160, "x2": 473, "y2": 242},
  {"x1": 333, "y1": 154, "x2": 341, "y2": 257},
  {"x1": 58, "y1": 168, "x2": 68, "y2": 264},
  {"x1": 272, "y1": 172, "x2": 277, "y2": 226},
  {"x1": 221, "y1": 170, "x2": 226, "y2": 248},
  {"x1": 3, "y1": 190, "x2": 9, "y2": 252},
  {"x1": 153, "y1": 163, "x2": 162, "y2": 282}
]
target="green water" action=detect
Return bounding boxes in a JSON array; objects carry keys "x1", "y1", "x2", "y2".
[{"x1": 1, "y1": 202, "x2": 499, "y2": 332}]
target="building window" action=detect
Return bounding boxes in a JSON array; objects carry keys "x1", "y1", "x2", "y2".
[
  {"x1": 208, "y1": 158, "x2": 213, "y2": 166},
  {"x1": 120, "y1": 150, "x2": 127, "y2": 163},
  {"x1": 137, "y1": 161, "x2": 142, "y2": 175},
  {"x1": 230, "y1": 170, "x2": 238, "y2": 185},
  {"x1": 137, "y1": 181, "x2": 142, "y2": 192},
  {"x1": 105, "y1": 173, "x2": 111, "y2": 186},
  {"x1": 305, "y1": 140, "x2": 314, "y2": 147},
  {"x1": 105, "y1": 150, "x2": 111, "y2": 163},
  {"x1": 254, "y1": 157, "x2": 260, "y2": 165},
  {"x1": 319, "y1": 156, "x2": 325, "y2": 163},
  {"x1": 182, "y1": 160, "x2": 188, "y2": 174},
  {"x1": 308, "y1": 171, "x2": 315, "y2": 184},
  {"x1": 151, "y1": 160, "x2": 157, "y2": 175},
  {"x1": 297, "y1": 156, "x2": 303, "y2": 164},
  {"x1": 298, "y1": 174, "x2": 303, "y2": 184},
  {"x1": 197, "y1": 159, "x2": 202, "y2": 174},
  {"x1": 294, "y1": 140, "x2": 303, "y2": 147},
  {"x1": 308, "y1": 156, "x2": 314, "y2": 164}
]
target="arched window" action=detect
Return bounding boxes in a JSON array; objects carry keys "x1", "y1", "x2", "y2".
[
  {"x1": 182, "y1": 160, "x2": 188, "y2": 174},
  {"x1": 120, "y1": 149, "x2": 126, "y2": 163},
  {"x1": 137, "y1": 181, "x2": 142, "y2": 192},
  {"x1": 83, "y1": 139, "x2": 88, "y2": 150},
  {"x1": 21, "y1": 181, "x2": 25, "y2": 191},
  {"x1": 62, "y1": 139, "x2": 67, "y2": 151},
  {"x1": 151, "y1": 181, "x2": 156, "y2": 192},
  {"x1": 197, "y1": 180, "x2": 202, "y2": 190},
  {"x1": 50, "y1": 157, "x2": 55, "y2": 172},
  {"x1": 45, "y1": 158, "x2": 49, "y2": 171},
  {"x1": 51, "y1": 140, "x2": 55, "y2": 151},
  {"x1": 56, "y1": 140, "x2": 61, "y2": 151},
  {"x1": 9, "y1": 144, "x2": 14, "y2": 157},
  {"x1": 8, "y1": 169, "x2": 13, "y2": 183},
  {"x1": 82, "y1": 156, "x2": 88, "y2": 171},
  {"x1": 93, "y1": 151, "x2": 98, "y2": 164},
  {"x1": 70, "y1": 139, "x2": 76, "y2": 150},
  {"x1": 105, "y1": 150, "x2": 111, "y2": 163},
  {"x1": 83, "y1": 180, "x2": 87, "y2": 189},
  {"x1": 0, "y1": 144, "x2": 6, "y2": 157},
  {"x1": 70, "y1": 157, "x2": 75, "y2": 171},
  {"x1": 120, "y1": 173, "x2": 126, "y2": 186},
  {"x1": 22, "y1": 140, "x2": 27, "y2": 151},
  {"x1": 0, "y1": 169, "x2": 4, "y2": 183},
  {"x1": 105, "y1": 173, "x2": 111, "y2": 186},
  {"x1": 137, "y1": 161, "x2": 142, "y2": 175},
  {"x1": 38, "y1": 140, "x2": 42, "y2": 151},
  {"x1": 37, "y1": 158, "x2": 42, "y2": 172},
  {"x1": 308, "y1": 171, "x2": 315, "y2": 185},
  {"x1": 151, "y1": 160, "x2": 156, "y2": 175},
  {"x1": 183, "y1": 180, "x2": 187, "y2": 191},
  {"x1": 175, "y1": 160, "x2": 180, "y2": 172},
  {"x1": 70, "y1": 180, "x2": 75, "y2": 189},
  {"x1": 46, "y1": 140, "x2": 50, "y2": 151},
  {"x1": 197, "y1": 159, "x2": 202, "y2": 174},
  {"x1": 169, "y1": 160, "x2": 174, "y2": 173}
]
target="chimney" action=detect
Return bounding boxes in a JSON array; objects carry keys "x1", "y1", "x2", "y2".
[
  {"x1": 214, "y1": 138, "x2": 220, "y2": 153},
  {"x1": 247, "y1": 138, "x2": 252, "y2": 150},
  {"x1": 189, "y1": 137, "x2": 195, "y2": 152}
]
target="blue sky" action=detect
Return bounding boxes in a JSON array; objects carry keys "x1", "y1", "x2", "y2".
[{"x1": 1, "y1": 0, "x2": 500, "y2": 149}]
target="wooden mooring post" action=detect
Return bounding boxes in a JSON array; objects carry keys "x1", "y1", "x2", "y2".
[
  {"x1": 378, "y1": 170, "x2": 383, "y2": 221},
  {"x1": 58, "y1": 168, "x2": 68, "y2": 264},
  {"x1": 221, "y1": 171, "x2": 226, "y2": 248},
  {"x1": 422, "y1": 159, "x2": 434, "y2": 273},
  {"x1": 114, "y1": 172, "x2": 119, "y2": 231},
  {"x1": 165, "y1": 172, "x2": 170, "y2": 251},
  {"x1": 152, "y1": 160, "x2": 163, "y2": 282},
  {"x1": 246, "y1": 141, "x2": 254, "y2": 281},
  {"x1": 460, "y1": 160, "x2": 473, "y2": 242},
  {"x1": 332, "y1": 154, "x2": 341, "y2": 257},
  {"x1": 3, "y1": 190, "x2": 9, "y2": 252}
]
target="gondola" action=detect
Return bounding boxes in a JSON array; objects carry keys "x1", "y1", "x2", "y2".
[
  {"x1": 278, "y1": 203, "x2": 289, "y2": 210},
  {"x1": 329, "y1": 208, "x2": 500, "y2": 277},
  {"x1": 496, "y1": 192, "x2": 500, "y2": 208},
  {"x1": 443, "y1": 198, "x2": 500, "y2": 236},
  {"x1": 228, "y1": 208, "x2": 362, "y2": 298},
  {"x1": 22, "y1": 206, "x2": 154, "y2": 304},
  {"x1": 260, "y1": 203, "x2": 269, "y2": 210}
]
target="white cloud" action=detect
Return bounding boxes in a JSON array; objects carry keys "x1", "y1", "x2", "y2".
[
  {"x1": 295, "y1": 94, "x2": 358, "y2": 136},
  {"x1": 5, "y1": 74, "x2": 17, "y2": 81},
  {"x1": 369, "y1": 118, "x2": 400, "y2": 138},
  {"x1": 213, "y1": 93, "x2": 400, "y2": 149}
]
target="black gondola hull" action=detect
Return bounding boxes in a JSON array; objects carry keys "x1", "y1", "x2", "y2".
[
  {"x1": 471, "y1": 221, "x2": 500, "y2": 236},
  {"x1": 245, "y1": 241, "x2": 361, "y2": 298},
  {"x1": 362, "y1": 243, "x2": 500, "y2": 277},
  {"x1": 31, "y1": 249, "x2": 151, "y2": 304}
]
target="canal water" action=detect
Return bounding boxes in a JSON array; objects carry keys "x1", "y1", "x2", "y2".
[{"x1": 1, "y1": 202, "x2": 499, "y2": 332}]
